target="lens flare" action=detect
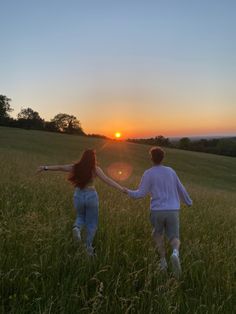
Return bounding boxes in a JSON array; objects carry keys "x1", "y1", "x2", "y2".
[{"x1": 107, "y1": 162, "x2": 133, "y2": 181}]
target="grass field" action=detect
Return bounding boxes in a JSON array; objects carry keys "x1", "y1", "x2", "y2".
[{"x1": 0, "y1": 126, "x2": 235, "y2": 314}]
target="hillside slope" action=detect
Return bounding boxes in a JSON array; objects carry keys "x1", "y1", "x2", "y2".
[{"x1": 0, "y1": 127, "x2": 235, "y2": 313}]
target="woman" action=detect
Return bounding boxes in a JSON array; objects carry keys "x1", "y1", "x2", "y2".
[{"x1": 37, "y1": 149, "x2": 124, "y2": 256}]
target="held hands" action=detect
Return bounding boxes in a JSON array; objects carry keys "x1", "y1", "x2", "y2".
[{"x1": 121, "y1": 187, "x2": 129, "y2": 194}]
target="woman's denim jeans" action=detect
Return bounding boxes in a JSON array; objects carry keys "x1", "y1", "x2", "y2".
[{"x1": 73, "y1": 187, "x2": 99, "y2": 248}]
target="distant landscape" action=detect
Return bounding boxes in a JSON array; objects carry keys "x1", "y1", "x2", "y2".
[
  {"x1": 127, "y1": 136, "x2": 236, "y2": 157},
  {"x1": 1, "y1": 94, "x2": 236, "y2": 157}
]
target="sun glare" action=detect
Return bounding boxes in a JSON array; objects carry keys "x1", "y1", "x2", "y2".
[
  {"x1": 107, "y1": 162, "x2": 133, "y2": 181},
  {"x1": 115, "y1": 132, "x2": 122, "y2": 139}
]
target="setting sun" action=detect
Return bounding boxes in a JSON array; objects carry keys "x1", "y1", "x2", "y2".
[{"x1": 115, "y1": 132, "x2": 122, "y2": 139}]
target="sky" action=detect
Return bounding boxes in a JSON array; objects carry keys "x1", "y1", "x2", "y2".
[{"x1": 1, "y1": 0, "x2": 236, "y2": 138}]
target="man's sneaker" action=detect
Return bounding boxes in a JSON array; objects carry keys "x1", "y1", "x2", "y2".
[
  {"x1": 159, "y1": 257, "x2": 168, "y2": 271},
  {"x1": 86, "y1": 246, "x2": 96, "y2": 257},
  {"x1": 170, "y1": 252, "x2": 182, "y2": 279},
  {"x1": 72, "y1": 227, "x2": 81, "y2": 243}
]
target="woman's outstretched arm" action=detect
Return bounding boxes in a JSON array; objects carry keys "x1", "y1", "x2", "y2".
[
  {"x1": 95, "y1": 166, "x2": 125, "y2": 192},
  {"x1": 36, "y1": 164, "x2": 73, "y2": 173}
]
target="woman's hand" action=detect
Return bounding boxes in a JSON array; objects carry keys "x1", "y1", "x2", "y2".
[{"x1": 36, "y1": 166, "x2": 45, "y2": 174}]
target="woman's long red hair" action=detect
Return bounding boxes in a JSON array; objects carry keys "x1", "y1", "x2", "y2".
[{"x1": 68, "y1": 149, "x2": 96, "y2": 189}]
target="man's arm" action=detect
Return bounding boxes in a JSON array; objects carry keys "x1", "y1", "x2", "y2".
[
  {"x1": 127, "y1": 171, "x2": 150, "y2": 199},
  {"x1": 175, "y1": 174, "x2": 192, "y2": 206}
]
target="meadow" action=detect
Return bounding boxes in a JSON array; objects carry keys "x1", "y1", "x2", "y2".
[{"x1": 0, "y1": 126, "x2": 235, "y2": 314}]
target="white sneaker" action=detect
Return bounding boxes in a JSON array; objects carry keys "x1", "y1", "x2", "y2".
[
  {"x1": 170, "y1": 253, "x2": 182, "y2": 279},
  {"x1": 72, "y1": 227, "x2": 81, "y2": 243},
  {"x1": 86, "y1": 246, "x2": 96, "y2": 257},
  {"x1": 159, "y1": 258, "x2": 168, "y2": 271}
]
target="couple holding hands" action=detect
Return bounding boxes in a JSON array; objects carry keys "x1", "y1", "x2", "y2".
[{"x1": 37, "y1": 146, "x2": 192, "y2": 278}]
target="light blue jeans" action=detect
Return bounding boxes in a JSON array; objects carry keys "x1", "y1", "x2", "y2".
[{"x1": 73, "y1": 187, "x2": 99, "y2": 248}]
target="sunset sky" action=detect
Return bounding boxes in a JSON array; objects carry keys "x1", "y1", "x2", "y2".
[{"x1": 1, "y1": 0, "x2": 236, "y2": 138}]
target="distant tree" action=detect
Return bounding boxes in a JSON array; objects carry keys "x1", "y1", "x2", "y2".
[
  {"x1": 44, "y1": 121, "x2": 58, "y2": 132},
  {"x1": 155, "y1": 135, "x2": 170, "y2": 147},
  {"x1": 178, "y1": 137, "x2": 191, "y2": 150},
  {"x1": 87, "y1": 133, "x2": 108, "y2": 139},
  {"x1": 0, "y1": 95, "x2": 13, "y2": 124},
  {"x1": 126, "y1": 135, "x2": 170, "y2": 147},
  {"x1": 216, "y1": 138, "x2": 236, "y2": 157},
  {"x1": 17, "y1": 107, "x2": 44, "y2": 129},
  {"x1": 198, "y1": 139, "x2": 208, "y2": 150},
  {"x1": 51, "y1": 113, "x2": 85, "y2": 135}
]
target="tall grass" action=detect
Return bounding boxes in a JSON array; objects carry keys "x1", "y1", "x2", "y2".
[{"x1": 0, "y1": 127, "x2": 235, "y2": 313}]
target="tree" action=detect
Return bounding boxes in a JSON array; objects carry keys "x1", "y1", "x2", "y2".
[
  {"x1": 87, "y1": 133, "x2": 108, "y2": 139},
  {"x1": 17, "y1": 107, "x2": 44, "y2": 129},
  {"x1": 44, "y1": 121, "x2": 58, "y2": 132},
  {"x1": 178, "y1": 137, "x2": 191, "y2": 150},
  {"x1": 155, "y1": 135, "x2": 170, "y2": 147},
  {"x1": 126, "y1": 135, "x2": 170, "y2": 147},
  {"x1": 0, "y1": 95, "x2": 13, "y2": 124},
  {"x1": 51, "y1": 113, "x2": 85, "y2": 135},
  {"x1": 216, "y1": 138, "x2": 236, "y2": 157}
]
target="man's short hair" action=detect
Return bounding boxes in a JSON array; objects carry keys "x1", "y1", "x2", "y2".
[{"x1": 150, "y1": 146, "x2": 165, "y2": 164}]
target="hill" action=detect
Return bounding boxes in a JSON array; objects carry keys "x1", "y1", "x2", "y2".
[{"x1": 0, "y1": 127, "x2": 235, "y2": 313}]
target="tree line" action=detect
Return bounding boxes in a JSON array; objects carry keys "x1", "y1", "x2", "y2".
[
  {"x1": 127, "y1": 135, "x2": 236, "y2": 157},
  {"x1": 0, "y1": 94, "x2": 86, "y2": 135},
  {"x1": 175, "y1": 136, "x2": 236, "y2": 157},
  {"x1": 1, "y1": 94, "x2": 235, "y2": 157}
]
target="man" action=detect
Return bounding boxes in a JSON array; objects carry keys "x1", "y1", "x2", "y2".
[{"x1": 124, "y1": 147, "x2": 192, "y2": 278}]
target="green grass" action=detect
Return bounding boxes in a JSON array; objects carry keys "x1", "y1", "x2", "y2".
[{"x1": 0, "y1": 126, "x2": 236, "y2": 313}]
